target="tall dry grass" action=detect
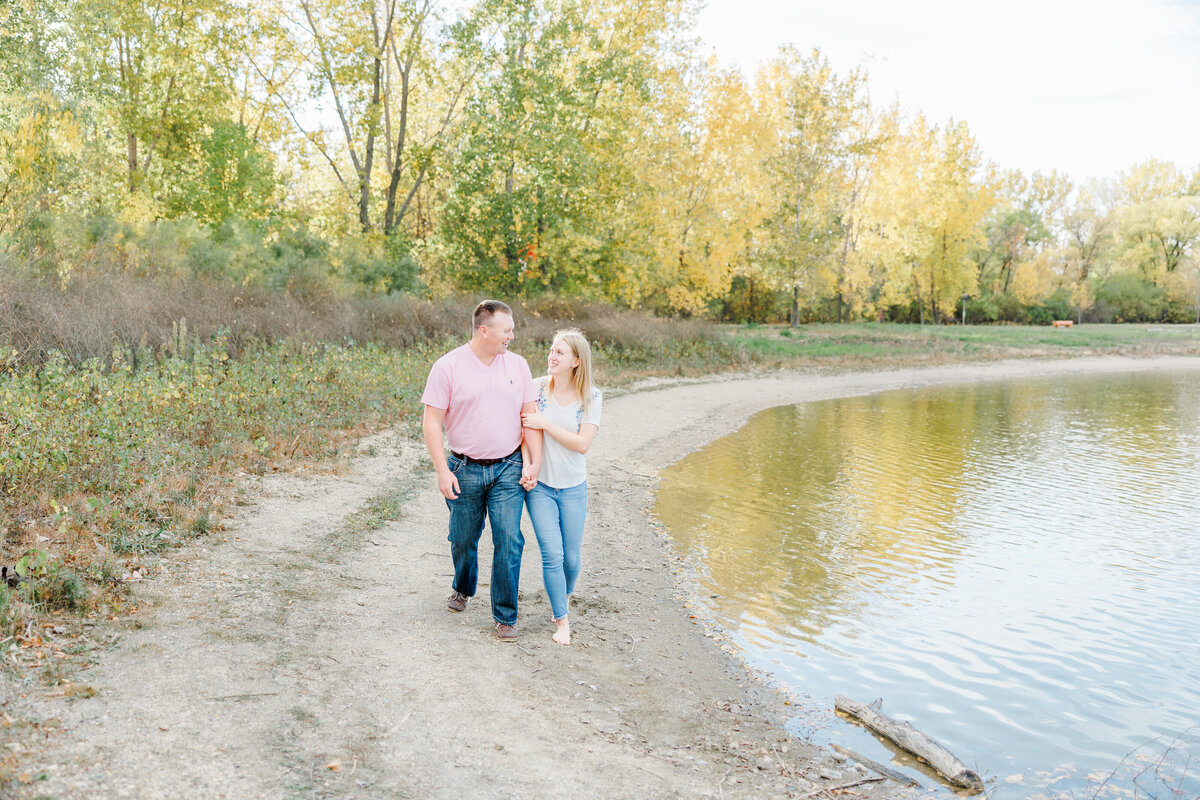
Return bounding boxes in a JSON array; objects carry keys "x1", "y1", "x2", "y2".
[{"x1": 0, "y1": 270, "x2": 720, "y2": 369}]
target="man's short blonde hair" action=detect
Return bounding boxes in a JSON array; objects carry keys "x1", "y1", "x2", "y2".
[{"x1": 473, "y1": 299, "x2": 512, "y2": 331}]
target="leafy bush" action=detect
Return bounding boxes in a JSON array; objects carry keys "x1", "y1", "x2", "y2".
[
  {"x1": 965, "y1": 297, "x2": 1000, "y2": 324},
  {"x1": 1090, "y1": 275, "x2": 1170, "y2": 323},
  {"x1": 995, "y1": 294, "x2": 1027, "y2": 323}
]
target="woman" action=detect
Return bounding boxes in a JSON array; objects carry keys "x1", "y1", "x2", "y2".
[{"x1": 521, "y1": 329, "x2": 601, "y2": 646}]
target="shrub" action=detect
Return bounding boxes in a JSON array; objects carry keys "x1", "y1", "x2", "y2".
[
  {"x1": 1091, "y1": 275, "x2": 1170, "y2": 323},
  {"x1": 25, "y1": 566, "x2": 89, "y2": 613},
  {"x1": 965, "y1": 297, "x2": 1000, "y2": 324}
]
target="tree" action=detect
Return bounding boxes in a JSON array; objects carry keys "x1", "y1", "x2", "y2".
[
  {"x1": 976, "y1": 169, "x2": 1071, "y2": 296},
  {"x1": 912, "y1": 121, "x2": 990, "y2": 322},
  {"x1": 440, "y1": 0, "x2": 682, "y2": 299},
  {"x1": 0, "y1": 1, "x2": 82, "y2": 236},
  {"x1": 756, "y1": 48, "x2": 870, "y2": 324},
  {"x1": 1109, "y1": 196, "x2": 1200, "y2": 284},
  {"x1": 862, "y1": 116, "x2": 988, "y2": 323},
  {"x1": 68, "y1": 0, "x2": 240, "y2": 198},
  {"x1": 1111, "y1": 158, "x2": 1187, "y2": 206},
  {"x1": 273, "y1": 0, "x2": 485, "y2": 235},
  {"x1": 166, "y1": 121, "x2": 279, "y2": 225},
  {"x1": 1062, "y1": 180, "x2": 1113, "y2": 283},
  {"x1": 623, "y1": 59, "x2": 778, "y2": 316}
]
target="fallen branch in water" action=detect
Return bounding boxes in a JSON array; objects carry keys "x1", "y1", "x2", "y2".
[
  {"x1": 834, "y1": 695, "x2": 984, "y2": 793},
  {"x1": 830, "y1": 743, "x2": 919, "y2": 787},
  {"x1": 797, "y1": 775, "x2": 884, "y2": 798}
]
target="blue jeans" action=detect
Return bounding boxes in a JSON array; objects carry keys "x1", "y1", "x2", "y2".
[
  {"x1": 445, "y1": 451, "x2": 525, "y2": 626},
  {"x1": 525, "y1": 481, "x2": 588, "y2": 621}
]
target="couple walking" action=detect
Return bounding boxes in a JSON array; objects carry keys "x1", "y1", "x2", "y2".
[{"x1": 420, "y1": 300, "x2": 601, "y2": 645}]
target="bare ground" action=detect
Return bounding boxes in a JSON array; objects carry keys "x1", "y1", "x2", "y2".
[{"x1": 4, "y1": 355, "x2": 1197, "y2": 799}]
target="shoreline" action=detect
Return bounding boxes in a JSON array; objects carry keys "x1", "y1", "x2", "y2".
[{"x1": 6, "y1": 354, "x2": 1198, "y2": 799}]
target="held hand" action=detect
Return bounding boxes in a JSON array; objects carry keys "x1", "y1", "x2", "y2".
[
  {"x1": 437, "y1": 470, "x2": 460, "y2": 499},
  {"x1": 520, "y1": 464, "x2": 539, "y2": 490},
  {"x1": 521, "y1": 410, "x2": 547, "y2": 430}
]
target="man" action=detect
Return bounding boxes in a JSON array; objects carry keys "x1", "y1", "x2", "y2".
[{"x1": 421, "y1": 300, "x2": 542, "y2": 641}]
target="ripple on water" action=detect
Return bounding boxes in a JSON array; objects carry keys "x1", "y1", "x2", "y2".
[{"x1": 657, "y1": 370, "x2": 1200, "y2": 797}]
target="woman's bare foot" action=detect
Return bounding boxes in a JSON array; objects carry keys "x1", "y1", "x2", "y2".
[{"x1": 552, "y1": 616, "x2": 571, "y2": 646}]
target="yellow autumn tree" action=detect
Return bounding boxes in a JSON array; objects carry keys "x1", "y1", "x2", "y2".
[
  {"x1": 754, "y1": 47, "x2": 872, "y2": 324},
  {"x1": 876, "y1": 117, "x2": 989, "y2": 322},
  {"x1": 622, "y1": 49, "x2": 776, "y2": 315}
]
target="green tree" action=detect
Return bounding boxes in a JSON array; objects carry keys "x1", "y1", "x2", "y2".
[
  {"x1": 441, "y1": 0, "x2": 677, "y2": 298},
  {"x1": 166, "y1": 121, "x2": 279, "y2": 225},
  {"x1": 271, "y1": 0, "x2": 476, "y2": 235},
  {"x1": 67, "y1": 0, "x2": 240, "y2": 199}
]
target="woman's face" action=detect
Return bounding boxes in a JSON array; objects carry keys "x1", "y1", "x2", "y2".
[{"x1": 547, "y1": 338, "x2": 578, "y2": 378}]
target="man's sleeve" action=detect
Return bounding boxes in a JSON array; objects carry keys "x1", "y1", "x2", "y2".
[
  {"x1": 521, "y1": 360, "x2": 538, "y2": 404},
  {"x1": 420, "y1": 361, "x2": 450, "y2": 409}
]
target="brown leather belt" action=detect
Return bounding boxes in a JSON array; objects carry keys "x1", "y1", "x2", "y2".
[{"x1": 451, "y1": 449, "x2": 519, "y2": 467}]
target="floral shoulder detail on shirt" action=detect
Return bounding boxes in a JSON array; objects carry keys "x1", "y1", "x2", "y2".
[
  {"x1": 577, "y1": 388, "x2": 602, "y2": 429},
  {"x1": 535, "y1": 376, "x2": 551, "y2": 412}
]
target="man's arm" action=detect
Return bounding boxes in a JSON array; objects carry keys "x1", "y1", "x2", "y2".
[
  {"x1": 521, "y1": 400, "x2": 543, "y2": 487},
  {"x1": 422, "y1": 405, "x2": 459, "y2": 499}
]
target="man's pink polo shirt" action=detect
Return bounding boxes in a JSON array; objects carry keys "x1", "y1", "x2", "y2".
[{"x1": 421, "y1": 344, "x2": 538, "y2": 459}]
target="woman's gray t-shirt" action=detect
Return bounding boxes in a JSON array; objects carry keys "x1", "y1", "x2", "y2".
[{"x1": 532, "y1": 376, "x2": 602, "y2": 489}]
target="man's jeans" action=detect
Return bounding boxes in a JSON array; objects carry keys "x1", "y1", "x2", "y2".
[
  {"x1": 525, "y1": 480, "x2": 587, "y2": 621},
  {"x1": 445, "y1": 451, "x2": 525, "y2": 626}
]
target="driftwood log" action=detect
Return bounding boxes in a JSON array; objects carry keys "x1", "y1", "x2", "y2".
[
  {"x1": 830, "y1": 743, "x2": 919, "y2": 787},
  {"x1": 834, "y1": 695, "x2": 984, "y2": 793}
]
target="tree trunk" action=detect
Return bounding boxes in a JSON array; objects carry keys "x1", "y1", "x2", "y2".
[
  {"x1": 383, "y1": 52, "x2": 412, "y2": 234},
  {"x1": 790, "y1": 285, "x2": 800, "y2": 327},
  {"x1": 126, "y1": 134, "x2": 138, "y2": 193},
  {"x1": 359, "y1": 53, "x2": 383, "y2": 232},
  {"x1": 930, "y1": 267, "x2": 939, "y2": 324}
]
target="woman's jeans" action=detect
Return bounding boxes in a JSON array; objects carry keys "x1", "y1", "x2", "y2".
[
  {"x1": 525, "y1": 480, "x2": 588, "y2": 621},
  {"x1": 445, "y1": 451, "x2": 525, "y2": 626}
]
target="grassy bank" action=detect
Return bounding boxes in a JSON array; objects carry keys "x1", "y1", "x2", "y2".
[{"x1": 728, "y1": 322, "x2": 1200, "y2": 366}]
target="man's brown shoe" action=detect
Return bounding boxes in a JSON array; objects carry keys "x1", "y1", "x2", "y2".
[
  {"x1": 447, "y1": 591, "x2": 468, "y2": 612},
  {"x1": 494, "y1": 622, "x2": 517, "y2": 642}
]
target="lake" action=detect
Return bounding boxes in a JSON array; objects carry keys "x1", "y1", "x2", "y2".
[{"x1": 654, "y1": 370, "x2": 1200, "y2": 797}]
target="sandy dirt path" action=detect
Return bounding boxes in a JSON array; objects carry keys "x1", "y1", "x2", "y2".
[{"x1": 6, "y1": 355, "x2": 1198, "y2": 799}]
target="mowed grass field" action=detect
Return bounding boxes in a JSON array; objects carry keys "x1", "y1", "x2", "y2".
[{"x1": 725, "y1": 322, "x2": 1200, "y2": 366}]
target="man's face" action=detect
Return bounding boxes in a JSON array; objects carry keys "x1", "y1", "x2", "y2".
[{"x1": 481, "y1": 312, "x2": 515, "y2": 354}]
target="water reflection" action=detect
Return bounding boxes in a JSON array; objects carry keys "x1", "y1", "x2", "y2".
[{"x1": 656, "y1": 371, "x2": 1200, "y2": 796}]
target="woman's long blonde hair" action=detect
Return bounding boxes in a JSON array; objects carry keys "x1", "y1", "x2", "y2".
[{"x1": 547, "y1": 328, "x2": 594, "y2": 418}]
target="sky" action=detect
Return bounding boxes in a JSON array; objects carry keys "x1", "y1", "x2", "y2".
[{"x1": 694, "y1": 0, "x2": 1200, "y2": 183}]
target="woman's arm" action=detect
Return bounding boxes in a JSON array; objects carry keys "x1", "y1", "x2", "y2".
[{"x1": 521, "y1": 410, "x2": 597, "y2": 454}]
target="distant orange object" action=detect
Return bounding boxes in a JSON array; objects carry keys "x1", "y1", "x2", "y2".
[{"x1": 1052, "y1": 320, "x2": 1074, "y2": 327}]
